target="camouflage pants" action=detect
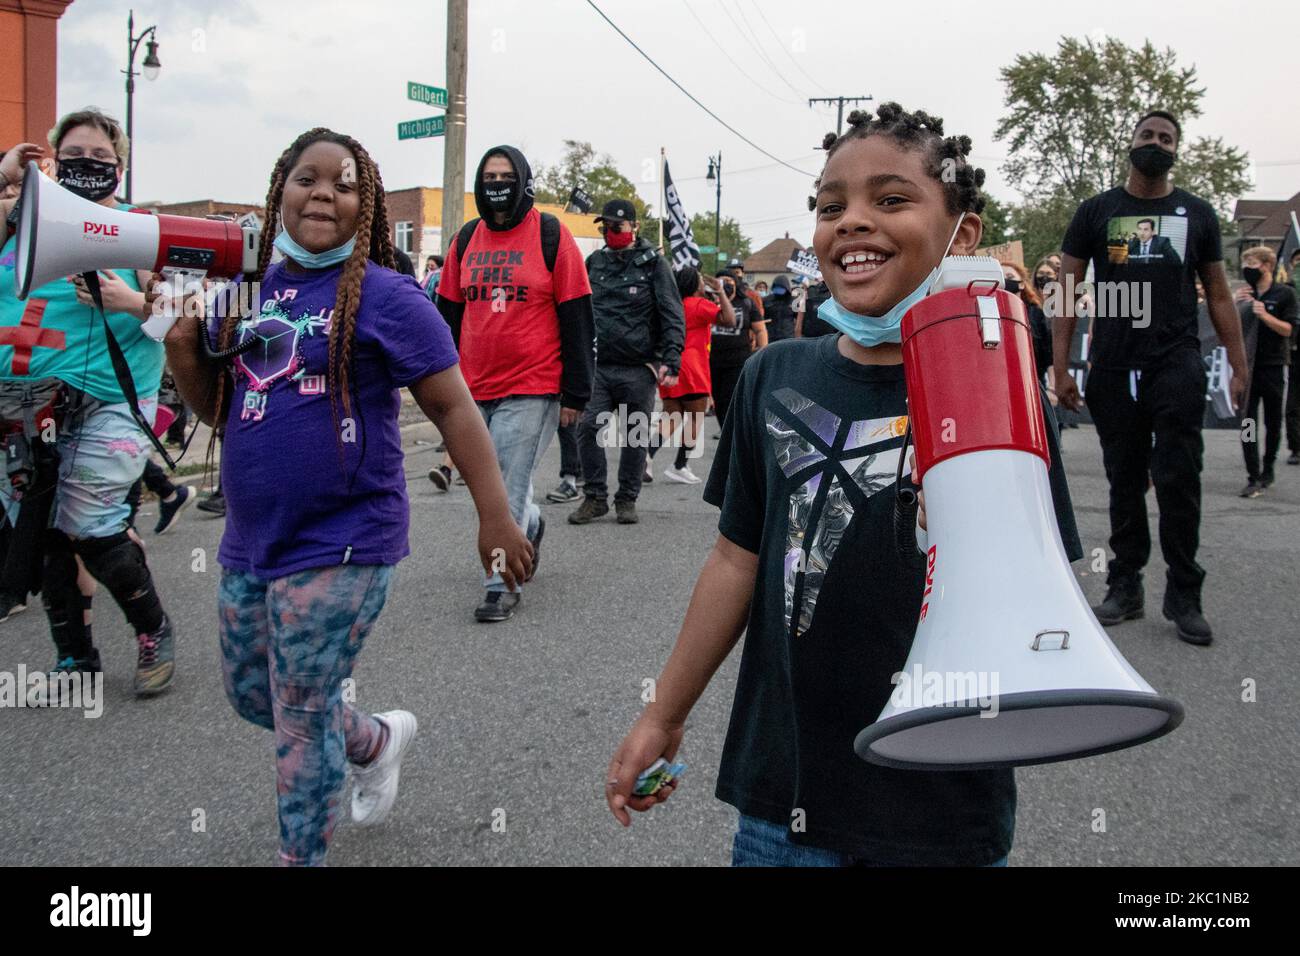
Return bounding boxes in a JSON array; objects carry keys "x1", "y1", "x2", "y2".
[{"x1": 218, "y1": 563, "x2": 393, "y2": 866}]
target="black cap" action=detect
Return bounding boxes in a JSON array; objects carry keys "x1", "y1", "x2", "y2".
[
  {"x1": 728, "y1": 258, "x2": 744, "y2": 270},
  {"x1": 595, "y1": 199, "x2": 636, "y2": 224}
]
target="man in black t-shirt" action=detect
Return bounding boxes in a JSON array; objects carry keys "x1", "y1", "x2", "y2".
[
  {"x1": 1056, "y1": 110, "x2": 1249, "y2": 647},
  {"x1": 1235, "y1": 246, "x2": 1298, "y2": 496}
]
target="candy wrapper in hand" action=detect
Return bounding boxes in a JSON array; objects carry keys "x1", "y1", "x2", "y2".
[{"x1": 633, "y1": 758, "x2": 687, "y2": 797}]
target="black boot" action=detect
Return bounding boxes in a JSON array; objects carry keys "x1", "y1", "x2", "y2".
[
  {"x1": 1092, "y1": 573, "x2": 1144, "y2": 625},
  {"x1": 1162, "y1": 586, "x2": 1213, "y2": 646}
]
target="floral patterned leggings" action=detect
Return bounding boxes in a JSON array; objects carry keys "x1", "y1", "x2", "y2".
[{"x1": 218, "y1": 563, "x2": 393, "y2": 866}]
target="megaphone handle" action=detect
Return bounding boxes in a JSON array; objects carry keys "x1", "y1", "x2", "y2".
[{"x1": 893, "y1": 418, "x2": 926, "y2": 569}]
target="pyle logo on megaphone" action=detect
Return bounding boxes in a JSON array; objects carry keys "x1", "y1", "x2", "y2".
[{"x1": 82, "y1": 221, "x2": 121, "y2": 241}]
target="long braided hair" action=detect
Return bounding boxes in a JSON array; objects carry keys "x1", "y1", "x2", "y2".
[
  {"x1": 208, "y1": 128, "x2": 395, "y2": 463},
  {"x1": 809, "y1": 102, "x2": 987, "y2": 216}
]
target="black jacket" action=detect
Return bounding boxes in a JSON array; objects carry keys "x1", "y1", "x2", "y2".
[
  {"x1": 586, "y1": 237, "x2": 685, "y2": 373},
  {"x1": 437, "y1": 145, "x2": 594, "y2": 409}
]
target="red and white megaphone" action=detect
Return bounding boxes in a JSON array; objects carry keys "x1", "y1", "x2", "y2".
[
  {"x1": 854, "y1": 256, "x2": 1183, "y2": 771},
  {"x1": 12, "y1": 161, "x2": 257, "y2": 334}
]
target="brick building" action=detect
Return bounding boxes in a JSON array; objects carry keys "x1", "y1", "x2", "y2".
[{"x1": 1, "y1": 0, "x2": 75, "y2": 149}]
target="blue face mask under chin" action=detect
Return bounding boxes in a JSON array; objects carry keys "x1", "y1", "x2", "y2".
[
  {"x1": 274, "y1": 228, "x2": 356, "y2": 270},
  {"x1": 817, "y1": 213, "x2": 967, "y2": 348}
]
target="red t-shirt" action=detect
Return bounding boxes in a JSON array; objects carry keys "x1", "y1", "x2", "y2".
[
  {"x1": 661, "y1": 295, "x2": 718, "y2": 399},
  {"x1": 437, "y1": 209, "x2": 591, "y2": 402}
]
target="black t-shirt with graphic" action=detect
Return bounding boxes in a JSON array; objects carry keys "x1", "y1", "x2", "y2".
[
  {"x1": 711, "y1": 293, "x2": 757, "y2": 367},
  {"x1": 1240, "y1": 283, "x2": 1298, "y2": 368},
  {"x1": 1062, "y1": 187, "x2": 1222, "y2": 371},
  {"x1": 703, "y1": 334, "x2": 1083, "y2": 865}
]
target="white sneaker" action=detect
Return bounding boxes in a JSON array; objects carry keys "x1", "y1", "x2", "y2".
[
  {"x1": 663, "y1": 465, "x2": 701, "y2": 484},
  {"x1": 351, "y1": 710, "x2": 418, "y2": 826}
]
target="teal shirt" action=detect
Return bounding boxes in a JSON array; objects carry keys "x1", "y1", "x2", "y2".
[{"x1": 0, "y1": 203, "x2": 163, "y2": 403}]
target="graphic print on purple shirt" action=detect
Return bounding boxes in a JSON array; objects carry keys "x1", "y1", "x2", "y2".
[{"x1": 216, "y1": 260, "x2": 460, "y2": 579}]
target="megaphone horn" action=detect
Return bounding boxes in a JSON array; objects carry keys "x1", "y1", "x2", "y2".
[
  {"x1": 854, "y1": 256, "x2": 1183, "y2": 771},
  {"x1": 13, "y1": 160, "x2": 258, "y2": 300}
]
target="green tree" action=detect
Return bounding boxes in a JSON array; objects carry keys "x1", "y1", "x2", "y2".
[
  {"x1": 978, "y1": 194, "x2": 1011, "y2": 247},
  {"x1": 995, "y1": 36, "x2": 1251, "y2": 232},
  {"x1": 534, "y1": 139, "x2": 653, "y2": 222},
  {"x1": 689, "y1": 212, "x2": 752, "y2": 268},
  {"x1": 1006, "y1": 188, "x2": 1086, "y2": 268}
]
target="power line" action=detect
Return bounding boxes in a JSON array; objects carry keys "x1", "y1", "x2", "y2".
[
  {"x1": 680, "y1": 0, "x2": 802, "y2": 107},
  {"x1": 745, "y1": 0, "x2": 830, "y2": 96},
  {"x1": 584, "y1": 0, "x2": 817, "y2": 178},
  {"x1": 718, "y1": 0, "x2": 802, "y2": 97},
  {"x1": 677, "y1": 153, "x2": 822, "y2": 181}
]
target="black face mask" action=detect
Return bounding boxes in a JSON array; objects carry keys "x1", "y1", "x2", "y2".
[
  {"x1": 1129, "y1": 144, "x2": 1176, "y2": 178},
  {"x1": 1034, "y1": 273, "x2": 1053, "y2": 290},
  {"x1": 483, "y1": 180, "x2": 517, "y2": 213},
  {"x1": 1243, "y1": 266, "x2": 1263, "y2": 289},
  {"x1": 1004, "y1": 277, "x2": 1022, "y2": 294},
  {"x1": 721, "y1": 282, "x2": 736, "y2": 298},
  {"x1": 57, "y1": 157, "x2": 120, "y2": 201}
]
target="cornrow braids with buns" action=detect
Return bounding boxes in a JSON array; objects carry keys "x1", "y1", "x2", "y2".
[
  {"x1": 207, "y1": 127, "x2": 396, "y2": 470},
  {"x1": 808, "y1": 102, "x2": 987, "y2": 217}
]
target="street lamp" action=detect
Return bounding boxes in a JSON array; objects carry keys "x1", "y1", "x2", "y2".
[
  {"x1": 123, "y1": 9, "x2": 162, "y2": 203},
  {"x1": 706, "y1": 152, "x2": 721, "y2": 262}
]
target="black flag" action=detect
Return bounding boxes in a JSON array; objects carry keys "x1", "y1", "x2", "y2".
[
  {"x1": 566, "y1": 186, "x2": 593, "y2": 214},
  {"x1": 662, "y1": 157, "x2": 701, "y2": 271}
]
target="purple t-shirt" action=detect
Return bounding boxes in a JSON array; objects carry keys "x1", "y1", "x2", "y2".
[{"x1": 216, "y1": 260, "x2": 458, "y2": 578}]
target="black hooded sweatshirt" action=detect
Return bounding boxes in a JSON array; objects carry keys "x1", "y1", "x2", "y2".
[{"x1": 435, "y1": 145, "x2": 595, "y2": 410}]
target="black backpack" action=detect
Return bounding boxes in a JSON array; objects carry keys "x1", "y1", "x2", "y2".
[{"x1": 455, "y1": 212, "x2": 561, "y2": 273}]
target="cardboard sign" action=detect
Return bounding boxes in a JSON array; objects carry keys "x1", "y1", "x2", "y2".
[{"x1": 977, "y1": 240, "x2": 1025, "y2": 267}]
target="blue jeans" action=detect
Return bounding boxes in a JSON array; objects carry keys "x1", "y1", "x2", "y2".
[
  {"x1": 731, "y1": 814, "x2": 1009, "y2": 867},
  {"x1": 477, "y1": 395, "x2": 559, "y2": 592}
]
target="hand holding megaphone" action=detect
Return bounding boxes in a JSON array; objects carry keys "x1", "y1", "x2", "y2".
[{"x1": 71, "y1": 270, "x2": 147, "y2": 318}]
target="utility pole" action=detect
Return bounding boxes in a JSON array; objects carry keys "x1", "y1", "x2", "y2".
[
  {"x1": 808, "y1": 95, "x2": 873, "y2": 137},
  {"x1": 440, "y1": 0, "x2": 468, "y2": 255}
]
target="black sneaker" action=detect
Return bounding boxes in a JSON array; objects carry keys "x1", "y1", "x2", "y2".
[
  {"x1": 527, "y1": 516, "x2": 545, "y2": 581},
  {"x1": 153, "y1": 485, "x2": 193, "y2": 535},
  {"x1": 1092, "y1": 575, "x2": 1144, "y2": 625},
  {"x1": 0, "y1": 592, "x2": 28, "y2": 624},
  {"x1": 196, "y1": 491, "x2": 226, "y2": 516},
  {"x1": 568, "y1": 497, "x2": 609, "y2": 525},
  {"x1": 474, "y1": 590, "x2": 520, "y2": 623},
  {"x1": 546, "y1": 477, "x2": 579, "y2": 503},
  {"x1": 1239, "y1": 481, "x2": 1263, "y2": 499},
  {"x1": 1260, "y1": 467, "x2": 1276, "y2": 489},
  {"x1": 1162, "y1": 590, "x2": 1213, "y2": 646},
  {"x1": 615, "y1": 500, "x2": 639, "y2": 524},
  {"x1": 36, "y1": 649, "x2": 103, "y2": 705},
  {"x1": 428, "y1": 465, "x2": 452, "y2": 492},
  {"x1": 1288, "y1": 452, "x2": 1300, "y2": 466}
]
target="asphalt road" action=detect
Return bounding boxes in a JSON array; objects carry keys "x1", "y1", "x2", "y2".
[{"x1": 1, "y1": 418, "x2": 1296, "y2": 866}]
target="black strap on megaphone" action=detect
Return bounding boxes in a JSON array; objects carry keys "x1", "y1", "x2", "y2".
[
  {"x1": 81, "y1": 269, "x2": 178, "y2": 470},
  {"x1": 893, "y1": 417, "x2": 927, "y2": 570}
]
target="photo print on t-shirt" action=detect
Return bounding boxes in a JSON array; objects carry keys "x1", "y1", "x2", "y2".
[
  {"x1": 765, "y1": 386, "x2": 907, "y2": 638},
  {"x1": 1106, "y1": 214, "x2": 1188, "y2": 268}
]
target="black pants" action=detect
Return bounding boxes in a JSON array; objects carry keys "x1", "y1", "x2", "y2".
[
  {"x1": 557, "y1": 420, "x2": 582, "y2": 481},
  {"x1": 710, "y1": 361, "x2": 745, "y2": 427},
  {"x1": 1085, "y1": 348, "x2": 1207, "y2": 593},
  {"x1": 1241, "y1": 364, "x2": 1285, "y2": 479},
  {"x1": 1285, "y1": 358, "x2": 1299, "y2": 454},
  {"x1": 577, "y1": 364, "x2": 658, "y2": 503}
]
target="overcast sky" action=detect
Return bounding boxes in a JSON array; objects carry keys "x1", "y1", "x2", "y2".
[{"x1": 55, "y1": 0, "x2": 1298, "y2": 250}]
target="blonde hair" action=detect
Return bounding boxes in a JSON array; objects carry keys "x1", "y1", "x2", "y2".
[
  {"x1": 48, "y1": 108, "x2": 130, "y2": 168},
  {"x1": 1241, "y1": 245, "x2": 1277, "y2": 271}
]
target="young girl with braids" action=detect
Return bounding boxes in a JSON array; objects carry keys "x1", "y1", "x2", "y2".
[
  {"x1": 606, "y1": 104, "x2": 1081, "y2": 866},
  {"x1": 165, "y1": 129, "x2": 531, "y2": 866}
]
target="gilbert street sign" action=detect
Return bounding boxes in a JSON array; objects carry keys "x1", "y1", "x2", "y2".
[
  {"x1": 398, "y1": 115, "x2": 445, "y2": 140},
  {"x1": 407, "y1": 81, "x2": 448, "y2": 108}
]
